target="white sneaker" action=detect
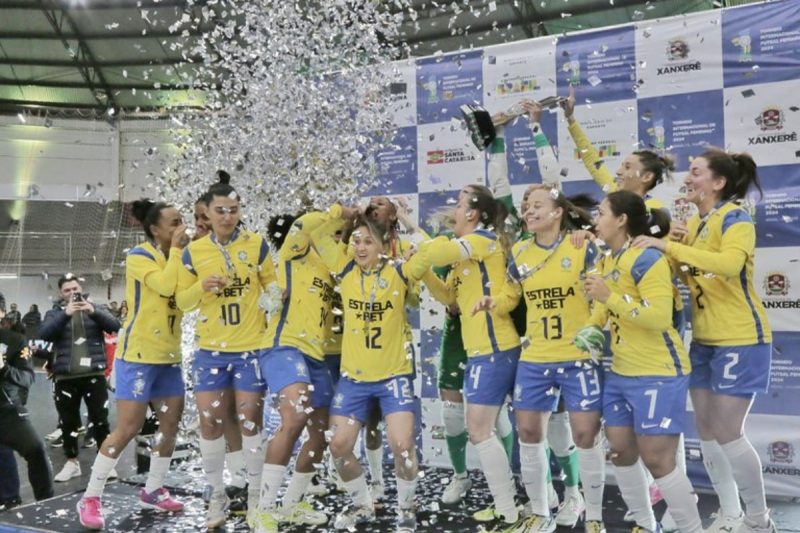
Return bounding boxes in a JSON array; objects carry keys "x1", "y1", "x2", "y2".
[
  {"x1": 522, "y1": 514, "x2": 558, "y2": 533},
  {"x1": 707, "y1": 510, "x2": 745, "y2": 533},
  {"x1": 547, "y1": 482, "x2": 560, "y2": 511},
  {"x1": 306, "y1": 478, "x2": 330, "y2": 497},
  {"x1": 108, "y1": 467, "x2": 118, "y2": 480},
  {"x1": 624, "y1": 510, "x2": 636, "y2": 523},
  {"x1": 280, "y1": 501, "x2": 328, "y2": 526},
  {"x1": 45, "y1": 428, "x2": 62, "y2": 441},
  {"x1": 737, "y1": 516, "x2": 777, "y2": 533},
  {"x1": 54, "y1": 460, "x2": 81, "y2": 482},
  {"x1": 441, "y1": 474, "x2": 472, "y2": 505},
  {"x1": 369, "y1": 479, "x2": 385, "y2": 501},
  {"x1": 556, "y1": 493, "x2": 586, "y2": 527},
  {"x1": 206, "y1": 491, "x2": 229, "y2": 529},
  {"x1": 333, "y1": 505, "x2": 376, "y2": 530}
]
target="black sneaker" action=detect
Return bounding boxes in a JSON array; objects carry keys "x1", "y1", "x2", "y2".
[
  {"x1": 0, "y1": 498, "x2": 22, "y2": 513},
  {"x1": 50, "y1": 435, "x2": 63, "y2": 448},
  {"x1": 83, "y1": 437, "x2": 97, "y2": 449},
  {"x1": 225, "y1": 484, "x2": 248, "y2": 516}
]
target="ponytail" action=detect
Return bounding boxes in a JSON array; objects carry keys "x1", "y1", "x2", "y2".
[
  {"x1": 207, "y1": 169, "x2": 239, "y2": 201},
  {"x1": 633, "y1": 150, "x2": 675, "y2": 192},
  {"x1": 606, "y1": 190, "x2": 670, "y2": 239},
  {"x1": 464, "y1": 184, "x2": 512, "y2": 256},
  {"x1": 699, "y1": 148, "x2": 763, "y2": 202}
]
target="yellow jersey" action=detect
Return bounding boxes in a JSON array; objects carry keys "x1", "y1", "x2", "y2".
[
  {"x1": 116, "y1": 241, "x2": 183, "y2": 364},
  {"x1": 312, "y1": 213, "x2": 432, "y2": 382},
  {"x1": 665, "y1": 202, "x2": 771, "y2": 346},
  {"x1": 508, "y1": 236, "x2": 598, "y2": 363},
  {"x1": 176, "y1": 228, "x2": 276, "y2": 352},
  {"x1": 423, "y1": 229, "x2": 521, "y2": 357},
  {"x1": 588, "y1": 246, "x2": 689, "y2": 377},
  {"x1": 265, "y1": 212, "x2": 337, "y2": 361},
  {"x1": 322, "y1": 288, "x2": 344, "y2": 356}
]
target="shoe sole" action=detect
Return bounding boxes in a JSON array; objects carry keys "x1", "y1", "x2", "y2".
[
  {"x1": 139, "y1": 501, "x2": 184, "y2": 513},
  {"x1": 55, "y1": 474, "x2": 81, "y2": 482},
  {"x1": 556, "y1": 508, "x2": 585, "y2": 528}
]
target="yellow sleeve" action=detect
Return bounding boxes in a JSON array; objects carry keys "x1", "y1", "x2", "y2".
[
  {"x1": 606, "y1": 258, "x2": 673, "y2": 330},
  {"x1": 176, "y1": 252, "x2": 202, "y2": 311},
  {"x1": 279, "y1": 211, "x2": 336, "y2": 261},
  {"x1": 423, "y1": 235, "x2": 473, "y2": 267},
  {"x1": 665, "y1": 218, "x2": 753, "y2": 278},
  {"x1": 587, "y1": 301, "x2": 609, "y2": 329},
  {"x1": 421, "y1": 269, "x2": 456, "y2": 306},
  {"x1": 310, "y1": 218, "x2": 350, "y2": 274},
  {"x1": 258, "y1": 251, "x2": 277, "y2": 289},
  {"x1": 492, "y1": 277, "x2": 522, "y2": 315},
  {"x1": 128, "y1": 248, "x2": 182, "y2": 297},
  {"x1": 401, "y1": 248, "x2": 432, "y2": 282},
  {"x1": 567, "y1": 120, "x2": 616, "y2": 192}
]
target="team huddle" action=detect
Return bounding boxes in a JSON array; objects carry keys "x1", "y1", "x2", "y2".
[{"x1": 75, "y1": 94, "x2": 775, "y2": 533}]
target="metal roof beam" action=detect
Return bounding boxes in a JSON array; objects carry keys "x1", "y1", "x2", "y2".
[
  {"x1": 0, "y1": 57, "x2": 198, "y2": 67},
  {"x1": 0, "y1": 28, "x2": 206, "y2": 39},
  {"x1": 38, "y1": 1, "x2": 118, "y2": 109},
  {"x1": 0, "y1": 78, "x2": 199, "y2": 90},
  {"x1": 1, "y1": 0, "x2": 196, "y2": 9}
]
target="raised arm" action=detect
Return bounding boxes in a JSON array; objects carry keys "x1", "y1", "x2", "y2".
[
  {"x1": 562, "y1": 87, "x2": 616, "y2": 192},
  {"x1": 127, "y1": 248, "x2": 182, "y2": 298},
  {"x1": 175, "y1": 248, "x2": 203, "y2": 312}
]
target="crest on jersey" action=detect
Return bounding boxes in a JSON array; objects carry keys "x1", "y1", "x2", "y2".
[
  {"x1": 378, "y1": 277, "x2": 388, "y2": 289},
  {"x1": 699, "y1": 226, "x2": 710, "y2": 240},
  {"x1": 332, "y1": 393, "x2": 344, "y2": 409},
  {"x1": 768, "y1": 441, "x2": 794, "y2": 464},
  {"x1": 611, "y1": 270, "x2": 621, "y2": 282},
  {"x1": 238, "y1": 250, "x2": 248, "y2": 262},
  {"x1": 295, "y1": 361, "x2": 308, "y2": 377},
  {"x1": 755, "y1": 107, "x2": 784, "y2": 131},
  {"x1": 764, "y1": 271, "x2": 790, "y2": 296},
  {"x1": 561, "y1": 257, "x2": 572, "y2": 271}
]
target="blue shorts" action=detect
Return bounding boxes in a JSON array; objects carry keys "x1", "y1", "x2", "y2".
[
  {"x1": 689, "y1": 342, "x2": 771, "y2": 396},
  {"x1": 115, "y1": 359, "x2": 184, "y2": 402},
  {"x1": 330, "y1": 375, "x2": 415, "y2": 423},
  {"x1": 514, "y1": 360, "x2": 602, "y2": 413},
  {"x1": 463, "y1": 347, "x2": 520, "y2": 406},
  {"x1": 260, "y1": 346, "x2": 334, "y2": 409},
  {"x1": 192, "y1": 349, "x2": 265, "y2": 393},
  {"x1": 325, "y1": 354, "x2": 342, "y2": 386},
  {"x1": 603, "y1": 371, "x2": 688, "y2": 435}
]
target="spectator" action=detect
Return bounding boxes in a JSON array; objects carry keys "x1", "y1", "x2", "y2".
[
  {"x1": 21, "y1": 304, "x2": 42, "y2": 340},
  {"x1": 118, "y1": 301, "x2": 128, "y2": 323},
  {"x1": 108, "y1": 301, "x2": 120, "y2": 319},
  {"x1": 6, "y1": 304, "x2": 21, "y2": 326},
  {"x1": 0, "y1": 311, "x2": 54, "y2": 505},
  {"x1": 0, "y1": 292, "x2": 5, "y2": 313},
  {"x1": 39, "y1": 275, "x2": 120, "y2": 483}
]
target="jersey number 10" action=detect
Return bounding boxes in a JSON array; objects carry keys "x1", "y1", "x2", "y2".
[{"x1": 221, "y1": 303, "x2": 241, "y2": 326}]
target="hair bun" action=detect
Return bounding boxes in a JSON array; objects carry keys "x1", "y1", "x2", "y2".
[
  {"x1": 216, "y1": 170, "x2": 231, "y2": 185},
  {"x1": 659, "y1": 154, "x2": 676, "y2": 172},
  {"x1": 131, "y1": 199, "x2": 155, "y2": 224}
]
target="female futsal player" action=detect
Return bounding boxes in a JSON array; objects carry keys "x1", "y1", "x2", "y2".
[
  {"x1": 176, "y1": 175, "x2": 277, "y2": 529},
  {"x1": 633, "y1": 149, "x2": 774, "y2": 533},
  {"x1": 312, "y1": 207, "x2": 432, "y2": 532},
  {"x1": 579, "y1": 191, "x2": 702, "y2": 533},
  {"x1": 78, "y1": 200, "x2": 188, "y2": 530}
]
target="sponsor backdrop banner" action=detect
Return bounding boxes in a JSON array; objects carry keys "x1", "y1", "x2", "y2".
[{"x1": 364, "y1": 0, "x2": 799, "y2": 497}]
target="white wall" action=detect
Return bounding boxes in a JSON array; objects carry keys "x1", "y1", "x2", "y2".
[{"x1": 0, "y1": 274, "x2": 125, "y2": 316}]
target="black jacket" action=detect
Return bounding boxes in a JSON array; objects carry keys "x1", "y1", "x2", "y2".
[
  {"x1": 0, "y1": 328, "x2": 34, "y2": 411},
  {"x1": 39, "y1": 301, "x2": 120, "y2": 378}
]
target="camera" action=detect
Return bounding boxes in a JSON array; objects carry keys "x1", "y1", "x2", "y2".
[{"x1": 71, "y1": 292, "x2": 84, "y2": 303}]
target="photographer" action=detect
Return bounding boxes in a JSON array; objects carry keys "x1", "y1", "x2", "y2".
[
  {"x1": 0, "y1": 313, "x2": 54, "y2": 503},
  {"x1": 39, "y1": 275, "x2": 120, "y2": 482}
]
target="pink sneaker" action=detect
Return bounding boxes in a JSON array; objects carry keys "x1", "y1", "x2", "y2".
[
  {"x1": 139, "y1": 487, "x2": 184, "y2": 512},
  {"x1": 649, "y1": 483, "x2": 664, "y2": 506},
  {"x1": 77, "y1": 496, "x2": 105, "y2": 530}
]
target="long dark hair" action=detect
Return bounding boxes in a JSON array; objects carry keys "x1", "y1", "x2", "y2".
[
  {"x1": 267, "y1": 213, "x2": 299, "y2": 250},
  {"x1": 207, "y1": 169, "x2": 239, "y2": 201},
  {"x1": 699, "y1": 148, "x2": 763, "y2": 202},
  {"x1": 131, "y1": 199, "x2": 170, "y2": 240},
  {"x1": 606, "y1": 190, "x2": 670, "y2": 239},
  {"x1": 464, "y1": 184, "x2": 511, "y2": 255}
]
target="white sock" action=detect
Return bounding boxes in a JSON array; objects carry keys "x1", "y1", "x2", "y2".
[
  {"x1": 343, "y1": 474, "x2": 373, "y2": 508},
  {"x1": 614, "y1": 461, "x2": 657, "y2": 531},
  {"x1": 441, "y1": 401, "x2": 466, "y2": 436},
  {"x1": 547, "y1": 412, "x2": 574, "y2": 457},
  {"x1": 655, "y1": 467, "x2": 703, "y2": 533},
  {"x1": 242, "y1": 434, "x2": 264, "y2": 497},
  {"x1": 577, "y1": 444, "x2": 605, "y2": 522},
  {"x1": 199, "y1": 437, "x2": 227, "y2": 496},
  {"x1": 722, "y1": 437, "x2": 768, "y2": 526},
  {"x1": 475, "y1": 437, "x2": 518, "y2": 522},
  {"x1": 495, "y1": 404, "x2": 513, "y2": 440},
  {"x1": 701, "y1": 439, "x2": 742, "y2": 517},
  {"x1": 226, "y1": 450, "x2": 247, "y2": 488},
  {"x1": 519, "y1": 441, "x2": 549, "y2": 516},
  {"x1": 144, "y1": 456, "x2": 172, "y2": 493},
  {"x1": 258, "y1": 463, "x2": 286, "y2": 512},
  {"x1": 84, "y1": 452, "x2": 120, "y2": 498},
  {"x1": 396, "y1": 477, "x2": 417, "y2": 510},
  {"x1": 283, "y1": 470, "x2": 313, "y2": 509},
  {"x1": 366, "y1": 446, "x2": 384, "y2": 484},
  {"x1": 675, "y1": 433, "x2": 687, "y2": 473}
]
